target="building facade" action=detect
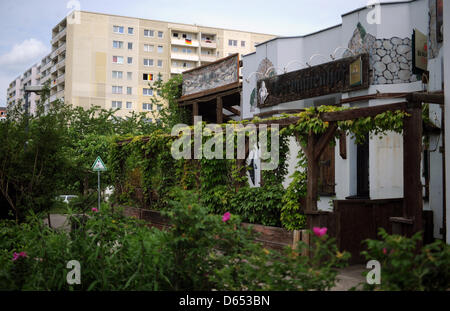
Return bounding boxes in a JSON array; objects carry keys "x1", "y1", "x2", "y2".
[
  {"x1": 7, "y1": 11, "x2": 275, "y2": 119},
  {"x1": 6, "y1": 62, "x2": 43, "y2": 115},
  {"x1": 242, "y1": 0, "x2": 446, "y2": 241}
]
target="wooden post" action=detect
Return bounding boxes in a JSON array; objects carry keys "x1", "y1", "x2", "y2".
[
  {"x1": 192, "y1": 102, "x2": 199, "y2": 125},
  {"x1": 305, "y1": 132, "x2": 319, "y2": 213},
  {"x1": 398, "y1": 103, "x2": 423, "y2": 236},
  {"x1": 216, "y1": 96, "x2": 223, "y2": 124}
]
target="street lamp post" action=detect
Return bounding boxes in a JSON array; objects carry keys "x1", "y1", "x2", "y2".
[{"x1": 23, "y1": 85, "x2": 45, "y2": 151}]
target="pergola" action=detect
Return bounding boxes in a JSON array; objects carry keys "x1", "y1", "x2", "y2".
[{"x1": 254, "y1": 91, "x2": 444, "y2": 237}]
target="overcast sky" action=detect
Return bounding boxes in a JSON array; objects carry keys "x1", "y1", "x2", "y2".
[{"x1": 0, "y1": 0, "x2": 404, "y2": 107}]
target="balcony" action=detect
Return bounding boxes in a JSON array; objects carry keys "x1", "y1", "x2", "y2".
[
  {"x1": 56, "y1": 59, "x2": 65, "y2": 71},
  {"x1": 51, "y1": 28, "x2": 67, "y2": 45},
  {"x1": 41, "y1": 60, "x2": 52, "y2": 72},
  {"x1": 171, "y1": 38, "x2": 199, "y2": 47},
  {"x1": 200, "y1": 40, "x2": 217, "y2": 49},
  {"x1": 170, "y1": 67, "x2": 187, "y2": 74},
  {"x1": 51, "y1": 43, "x2": 66, "y2": 59},
  {"x1": 49, "y1": 90, "x2": 64, "y2": 102},
  {"x1": 200, "y1": 54, "x2": 217, "y2": 62},
  {"x1": 171, "y1": 52, "x2": 199, "y2": 62},
  {"x1": 56, "y1": 73, "x2": 65, "y2": 85}
]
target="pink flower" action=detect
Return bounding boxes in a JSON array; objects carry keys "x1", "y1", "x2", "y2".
[
  {"x1": 12, "y1": 251, "x2": 27, "y2": 261},
  {"x1": 222, "y1": 212, "x2": 231, "y2": 222},
  {"x1": 313, "y1": 227, "x2": 328, "y2": 237},
  {"x1": 383, "y1": 248, "x2": 387, "y2": 255},
  {"x1": 91, "y1": 208, "x2": 99, "y2": 212},
  {"x1": 12, "y1": 252, "x2": 19, "y2": 261}
]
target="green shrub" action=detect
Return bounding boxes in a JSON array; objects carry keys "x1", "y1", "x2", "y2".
[
  {"x1": 361, "y1": 228, "x2": 450, "y2": 291},
  {"x1": 0, "y1": 192, "x2": 349, "y2": 291}
]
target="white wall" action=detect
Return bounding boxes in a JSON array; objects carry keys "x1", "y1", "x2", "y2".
[{"x1": 444, "y1": 0, "x2": 450, "y2": 244}]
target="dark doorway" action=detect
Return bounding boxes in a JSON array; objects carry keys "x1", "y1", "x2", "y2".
[{"x1": 356, "y1": 134, "x2": 370, "y2": 198}]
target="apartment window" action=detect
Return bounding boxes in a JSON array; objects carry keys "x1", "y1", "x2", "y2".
[
  {"x1": 113, "y1": 56, "x2": 124, "y2": 64},
  {"x1": 145, "y1": 118, "x2": 153, "y2": 123},
  {"x1": 143, "y1": 73, "x2": 154, "y2": 81},
  {"x1": 157, "y1": 60, "x2": 163, "y2": 67},
  {"x1": 228, "y1": 39, "x2": 237, "y2": 46},
  {"x1": 112, "y1": 86, "x2": 123, "y2": 94},
  {"x1": 144, "y1": 44, "x2": 154, "y2": 52},
  {"x1": 173, "y1": 32, "x2": 178, "y2": 38},
  {"x1": 128, "y1": 42, "x2": 133, "y2": 50},
  {"x1": 143, "y1": 103, "x2": 153, "y2": 111},
  {"x1": 144, "y1": 29, "x2": 154, "y2": 37},
  {"x1": 127, "y1": 72, "x2": 132, "y2": 80},
  {"x1": 113, "y1": 41, "x2": 124, "y2": 49},
  {"x1": 241, "y1": 40, "x2": 246, "y2": 47},
  {"x1": 112, "y1": 101, "x2": 122, "y2": 108},
  {"x1": 113, "y1": 26, "x2": 124, "y2": 34},
  {"x1": 157, "y1": 45, "x2": 163, "y2": 53},
  {"x1": 128, "y1": 27, "x2": 134, "y2": 35},
  {"x1": 127, "y1": 57, "x2": 133, "y2": 64},
  {"x1": 127, "y1": 87, "x2": 132, "y2": 95},
  {"x1": 126, "y1": 101, "x2": 132, "y2": 109},
  {"x1": 143, "y1": 88, "x2": 153, "y2": 96},
  {"x1": 157, "y1": 104, "x2": 162, "y2": 110},
  {"x1": 182, "y1": 48, "x2": 187, "y2": 53},
  {"x1": 158, "y1": 31, "x2": 164, "y2": 38},
  {"x1": 172, "y1": 47, "x2": 178, "y2": 53},
  {"x1": 112, "y1": 71, "x2": 123, "y2": 79},
  {"x1": 144, "y1": 58, "x2": 154, "y2": 66}
]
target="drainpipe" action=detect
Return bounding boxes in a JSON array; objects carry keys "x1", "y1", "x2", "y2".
[{"x1": 442, "y1": 105, "x2": 446, "y2": 243}]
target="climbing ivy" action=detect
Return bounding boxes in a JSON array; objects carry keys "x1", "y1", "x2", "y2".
[{"x1": 110, "y1": 105, "x2": 410, "y2": 229}]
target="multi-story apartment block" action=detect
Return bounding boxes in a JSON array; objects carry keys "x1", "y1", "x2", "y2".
[
  {"x1": 7, "y1": 11, "x2": 276, "y2": 119},
  {"x1": 6, "y1": 61, "x2": 43, "y2": 115}
]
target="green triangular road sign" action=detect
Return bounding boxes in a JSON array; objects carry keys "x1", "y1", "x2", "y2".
[{"x1": 92, "y1": 156, "x2": 107, "y2": 172}]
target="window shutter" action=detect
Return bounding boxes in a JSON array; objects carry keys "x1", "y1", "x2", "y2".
[{"x1": 318, "y1": 144, "x2": 335, "y2": 196}]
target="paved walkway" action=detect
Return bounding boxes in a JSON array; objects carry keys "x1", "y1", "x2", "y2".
[{"x1": 332, "y1": 265, "x2": 366, "y2": 291}]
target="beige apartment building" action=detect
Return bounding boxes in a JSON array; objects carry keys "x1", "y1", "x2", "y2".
[{"x1": 7, "y1": 11, "x2": 275, "y2": 120}]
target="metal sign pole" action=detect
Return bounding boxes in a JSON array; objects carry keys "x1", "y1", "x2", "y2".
[{"x1": 98, "y1": 171, "x2": 101, "y2": 211}]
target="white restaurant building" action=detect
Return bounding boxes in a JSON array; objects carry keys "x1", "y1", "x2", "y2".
[{"x1": 242, "y1": 0, "x2": 447, "y2": 242}]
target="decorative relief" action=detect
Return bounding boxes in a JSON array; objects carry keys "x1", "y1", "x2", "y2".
[{"x1": 343, "y1": 23, "x2": 418, "y2": 85}]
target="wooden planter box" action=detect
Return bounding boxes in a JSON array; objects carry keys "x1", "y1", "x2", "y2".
[{"x1": 121, "y1": 206, "x2": 307, "y2": 251}]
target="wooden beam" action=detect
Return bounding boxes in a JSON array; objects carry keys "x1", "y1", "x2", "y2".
[
  {"x1": 179, "y1": 82, "x2": 241, "y2": 102},
  {"x1": 340, "y1": 92, "x2": 412, "y2": 105},
  {"x1": 314, "y1": 124, "x2": 338, "y2": 160},
  {"x1": 224, "y1": 106, "x2": 241, "y2": 116},
  {"x1": 407, "y1": 92, "x2": 444, "y2": 105},
  {"x1": 216, "y1": 97, "x2": 223, "y2": 124},
  {"x1": 321, "y1": 102, "x2": 407, "y2": 122}
]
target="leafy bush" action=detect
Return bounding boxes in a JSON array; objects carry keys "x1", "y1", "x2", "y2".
[
  {"x1": 361, "y1": 228, "x2": 450, "y2": 291},
  {"x1": 0, "y1": 191, "x2": 349, "y2": 291}
]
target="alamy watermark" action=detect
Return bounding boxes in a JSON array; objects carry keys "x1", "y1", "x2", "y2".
[
  {"x1": 67, "y1": 0, "x2": 81, "y2": 25},
  {"x1": 366, "y1": 260, "x2": 381, "y2": 285},
  {"x1": 170, "y1": 116, "x2": 280, "y2": 171},
  {"x1": 366, "y1": 0, "x2": 381, "y2": 25}
]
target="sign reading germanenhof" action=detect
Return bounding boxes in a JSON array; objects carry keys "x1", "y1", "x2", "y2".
[{"x1": 257, "y1": 54, "x2": 370, "y2": 108}]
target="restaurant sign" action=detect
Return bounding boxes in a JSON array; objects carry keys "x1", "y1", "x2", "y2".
[
  {"x1": 257, "y1": 54, "x2": 369, "y2": 108},
  {"x1": 181, "y1": 53, "x2": 239, "y2": 99},
  {"x1": 412, "y1": 29, "x2": 428, "y2": 74}
]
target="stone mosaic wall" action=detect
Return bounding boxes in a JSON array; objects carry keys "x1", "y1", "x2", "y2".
[
  {"x1": 343, "y1": 24, "x2": 418, "y2": 85},
  {"x1": 372, "y1": 37, "x2": 417, "y2": 84}
]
